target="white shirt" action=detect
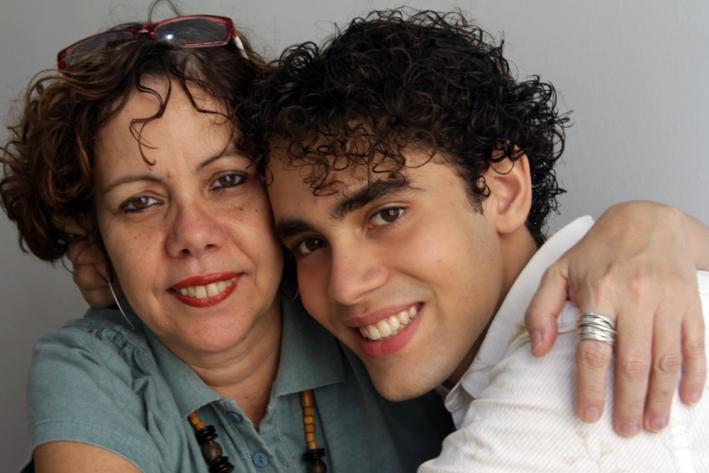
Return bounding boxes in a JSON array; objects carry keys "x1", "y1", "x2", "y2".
[{"x1": 419, "y1": 217, "x2": 709, "y2": 473}]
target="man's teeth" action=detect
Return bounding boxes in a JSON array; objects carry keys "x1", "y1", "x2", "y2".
[
  {"x1": 178, "y1": 279, "x2": 233, "y2": 299},
  {"x1": 358, "y1": 306, "x2": 418, "y2": 341}
]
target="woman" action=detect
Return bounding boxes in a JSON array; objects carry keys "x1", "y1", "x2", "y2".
[
  {"x1": 1, "y1": 10, "x2": 707, "y2": 473},
  {"x1": 2, "y1": 15, "x2": 451, "y2": 472}
]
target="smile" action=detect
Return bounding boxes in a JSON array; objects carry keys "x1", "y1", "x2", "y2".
[
  {"x1": 170, "y1": 273, "x2": 239, "y2": 308},
  {"x1": 358, "y1": 305, "x2": 418, "y2": 341},
  {"x1": 176, "y1": 279, "x2": 234, "y2": 299}
]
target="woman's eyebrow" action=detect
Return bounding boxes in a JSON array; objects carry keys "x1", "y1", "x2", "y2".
[{"x1": 102, "y1": 174, "x2": 162, "y2": 195}]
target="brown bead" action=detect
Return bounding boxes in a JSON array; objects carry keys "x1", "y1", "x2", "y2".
[
  {"x1": 305, "y1": 424, "x2": 315, "y2": 434},
  {"x1": 202, "y1": 440, "x2": 223, "y2": 463},
  {"x1": 307, "y1": 460, "x2": 327, "y2": 473},
  {"x1": 307, "y1": 440, "x2": 318, "y2": 450},
  {"x1": 300, "y1": 390, "x2": 315, "y2": 407},
  {"x1": 303, "y1": 415, "x2": 315, "y2": 425},
  {"x1": 303, "y1": 407, "x2": 315, "y2": 417}
]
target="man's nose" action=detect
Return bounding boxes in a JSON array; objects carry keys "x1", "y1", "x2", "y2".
[{"x1": 327, "y1": 241, "x2": 388, "y2": 306}]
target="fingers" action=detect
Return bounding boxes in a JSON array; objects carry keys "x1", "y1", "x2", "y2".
[
  {"x1": 678, "y1": 296, "x2": 706, "y2": 406},
  {"x1": 66, "y1": 237, "x2": 113, "y2": 309},
  {"x1": 642, "y1": 304, "x2": 682, "y2": 432},
  {"x1": 576, "y1": 338, "x2": 613, "y2": 423},
  {"x1": 525, "y1": 261, "x2": 569, "y2": 356}
]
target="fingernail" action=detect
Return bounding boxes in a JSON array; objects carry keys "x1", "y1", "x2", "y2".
[
  {"x1": 648, "y1": 416, "x2": 667, "y2": 432},
  {"x1": 686, "y1": 390, "x2": 701, "y2": 406},
  {"x1": 530, "y1": 330, "x2": 543, "y2": 355},
  {"x1": 583, "y1": 406, "x2": 600, "y2": 422},
  {"x1": 619, "y1": 420, "x2": 640, "y2": 437}
]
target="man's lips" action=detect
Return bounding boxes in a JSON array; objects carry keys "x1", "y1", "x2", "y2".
[
  {"x1": 169, "y1": 272, "x2": 239, "y2": 308},
  {"x1": 350, "y1": 303, "x2": 424, "y2": 358},
  {"x1": 350, "y1": 303, "x2": 421, "y2": 341}
]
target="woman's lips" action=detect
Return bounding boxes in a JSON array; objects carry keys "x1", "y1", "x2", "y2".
[{"x1": 170, "y1": 272, "x2": 239, "y2": 308}]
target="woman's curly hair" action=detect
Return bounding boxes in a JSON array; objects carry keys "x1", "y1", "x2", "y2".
[
  {"x1": 0, "y1": 26, "x2": 266, "y2": 262},
  {"x1": 249, "y1": 9, "x2": 569, "y2": 244}
]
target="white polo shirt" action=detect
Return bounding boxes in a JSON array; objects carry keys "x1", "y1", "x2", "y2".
[{"x1": 419, "y1": 216, "x2": 709, "y2": 473}]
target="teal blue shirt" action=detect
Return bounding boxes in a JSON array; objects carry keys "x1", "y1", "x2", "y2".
[{"x1": 28, "y1": 296, "x2": 452, "y2": 472}]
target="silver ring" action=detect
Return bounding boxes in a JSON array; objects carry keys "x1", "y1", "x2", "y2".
[{"x1": 578, "y1": 312, "x2": 616, "y2": 346}]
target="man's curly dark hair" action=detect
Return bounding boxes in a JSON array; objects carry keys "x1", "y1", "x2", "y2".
[{"x1": 249, "y1": 9, "x2": 569, "y2": 244}]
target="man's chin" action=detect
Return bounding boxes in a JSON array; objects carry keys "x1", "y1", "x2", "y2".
[{"x1": 369, "y1": 370, "x2": 439, "y2": 401}]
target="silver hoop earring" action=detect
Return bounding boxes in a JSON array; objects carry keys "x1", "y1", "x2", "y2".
[{"x1": 107, "y1": 279, "x2": 135, "y2": 330}]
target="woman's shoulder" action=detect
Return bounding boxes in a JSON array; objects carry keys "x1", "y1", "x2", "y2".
[
  {"x1": 27, "y1": 309, "x2": 165, "y2": 471},
  {"x1": 32, "y1": 307, "x2": 153, "y2": 375}
]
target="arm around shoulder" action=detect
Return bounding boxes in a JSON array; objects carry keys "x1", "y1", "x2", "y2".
[{"x1": 35, "y1": 442, "x2": 142, "y2": 473}]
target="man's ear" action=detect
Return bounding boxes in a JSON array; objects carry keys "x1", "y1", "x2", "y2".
[{"x1": 482, "y1": 151, "x2": 532, "y2": 235}]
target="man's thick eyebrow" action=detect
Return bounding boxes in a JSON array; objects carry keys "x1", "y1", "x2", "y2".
[
  {"x1": 274, "y1": 178, "x2": 413, "y2": 241},
  {"x1": 333, "y1": 178, "x2": 411, "y2": 218},
  {"x1": 275, "y1": 219, "x2": 314, "y2": 241}
]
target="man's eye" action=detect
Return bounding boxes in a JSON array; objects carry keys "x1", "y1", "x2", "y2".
[
  {"x1": 370, "y1": 207, "x2": 405, "y2": 227},
  {"x1": 295, "y1": 238, "x2": 325, "y2": 256},
  {"x1": 120, "y1": 195, "x2": 161, "y2": 213},
  {"x1": 211, "y1": 173, "x2": 245, "y2": 190}
]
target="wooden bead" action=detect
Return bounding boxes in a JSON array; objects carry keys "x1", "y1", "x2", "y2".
[
  {"x1": 303, "y1": 407, "x2": 315, "y2": 416},
  {"x1": 202, "y1": 439, "x2": 223, "y2": 463},
  {"x1": 305, "y1": 424, "x2": 315, "y2": 433},
  {"x1": 307, "y1": 440, "x2": 318, "y2": 450},
  {"x1": 303, "y1": 415, "x2": 315, "y2": 425},
  {"x1": 307, "y1": 460, "x2": 327, "y2": 473},
  {"x1": 300, "y1": 390, "x2": 315, "y2": 407}
]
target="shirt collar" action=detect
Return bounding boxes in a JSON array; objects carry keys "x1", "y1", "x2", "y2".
[
  {"x1": 272, "y1": 295, "x2": 346, "y2": 396},
  {"x1": 444, "y1": 216, "x2": 594, "y2": 422},
  {"x1": 134, "y1": 292, "x2": 345, "y2": 417}
]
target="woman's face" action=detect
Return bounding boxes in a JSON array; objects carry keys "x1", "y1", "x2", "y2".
[{"x1": 93, "y1": 79, "x2": 283, "y2": 360}]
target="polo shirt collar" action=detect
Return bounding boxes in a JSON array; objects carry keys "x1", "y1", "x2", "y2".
[
  {"x1": 444, "y1": 216, "x2": 594, "y2": 423},
  {"x1": 132, "y1": 293, "x2": 344, "y2": 417},
  {"x1": 272, "y1": 295, "x2": 345, "y2": 396},
  {"x1": 143, "y1": 322, "x2": 221, "y2": 418}
]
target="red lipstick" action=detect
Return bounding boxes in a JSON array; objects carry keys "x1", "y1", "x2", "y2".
[{"x1": 170, "y1": 272, "x2": 238, "y2": 308}]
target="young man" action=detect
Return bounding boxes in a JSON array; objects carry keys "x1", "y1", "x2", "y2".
[{"x1": 258, "y1": 10, "x2": 709, "y2": 471}]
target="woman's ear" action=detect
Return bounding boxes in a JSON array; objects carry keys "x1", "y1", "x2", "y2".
[{"x1": 482, "y1": 150, "x2": 533, "y2": 235}]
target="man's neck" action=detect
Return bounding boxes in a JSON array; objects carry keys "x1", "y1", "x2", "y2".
[{"x1": 445, "y1": 228, "x2": 539, "y2": 388}]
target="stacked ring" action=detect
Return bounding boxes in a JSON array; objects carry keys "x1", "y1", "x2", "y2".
[{"x1": 578, "y1": 312, "x2": 616, "y2": 346}]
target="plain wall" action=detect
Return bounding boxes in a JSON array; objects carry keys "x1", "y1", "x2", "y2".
[{"x1": 1, "y1": 0, "x2": 707, "y2": 468}]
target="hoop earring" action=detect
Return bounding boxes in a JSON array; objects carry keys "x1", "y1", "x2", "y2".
[{"x1": 107, "y1": 278, "x2": 135, "y2": 330}]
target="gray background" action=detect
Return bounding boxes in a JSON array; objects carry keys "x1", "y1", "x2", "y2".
[{"x1": 1, "y1": 0, "x2": 707, "y2": 468}]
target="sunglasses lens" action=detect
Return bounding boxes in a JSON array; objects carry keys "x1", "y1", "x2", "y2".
[
  {"x1": 155, "y1": 18, "x2": 229, "y2": 46},
  {"x1": 63, "y1": 30, "x2": 135, "y2": 69}
]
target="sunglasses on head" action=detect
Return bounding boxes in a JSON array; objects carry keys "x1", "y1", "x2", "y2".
[{"x1": 57, "y1": 15, "x2": 246, "y2": 70}]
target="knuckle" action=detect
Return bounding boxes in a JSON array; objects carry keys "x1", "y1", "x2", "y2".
[
  {"x1": 589, "y1": 274, "x2": 614, "y2": 300},
  {"x1": 619, "y1": 356, "x2": 651, "y2": 380},
  {"x1": 649, "y1": 385, "x2": 675, "y2": 404},
  {"x1": 578, "y1": 343, "x2": 611, "y2": 370},
  {"x1": 683, "y1": 336, "x2": 706, "y2": 360},
  {"x1": 654, "y1": 352, "x2": 682, "y2": 375}
]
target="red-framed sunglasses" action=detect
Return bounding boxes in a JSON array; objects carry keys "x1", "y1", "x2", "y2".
[{"x1": 57, "y1": 15, "x2": 246, "y2": 70}]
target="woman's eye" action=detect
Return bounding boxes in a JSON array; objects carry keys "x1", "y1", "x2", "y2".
[
  {"x1": 370, "y1": 207, "x2": 405, "y2": 227},
  {"x1": 211, "y1": 173, "x2": 245, "y2": 190},
  {"x1": 295, "y1": 238, "x2": 325, "y2": 256},
  {"x1": 120, "y1": 195, "x2": 161, "y2": 213}
]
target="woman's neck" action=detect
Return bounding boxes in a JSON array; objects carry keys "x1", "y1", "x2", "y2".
[{"x1": 182, "y1": 301, "x2": 283, "y2": 428}]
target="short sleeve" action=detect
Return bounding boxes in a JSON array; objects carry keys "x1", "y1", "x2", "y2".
[{"x1": 27, "y1": 323, "x2": 160, "y2": 472}]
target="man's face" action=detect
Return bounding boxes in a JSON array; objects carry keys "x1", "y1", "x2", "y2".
[{"x1": 268, "y1": 150, "x2": 510, "y2": 400}]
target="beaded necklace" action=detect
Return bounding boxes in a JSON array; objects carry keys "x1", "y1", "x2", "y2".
[{"x1": 188, "y1": 389, "x2": 327, "y2": 472}]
